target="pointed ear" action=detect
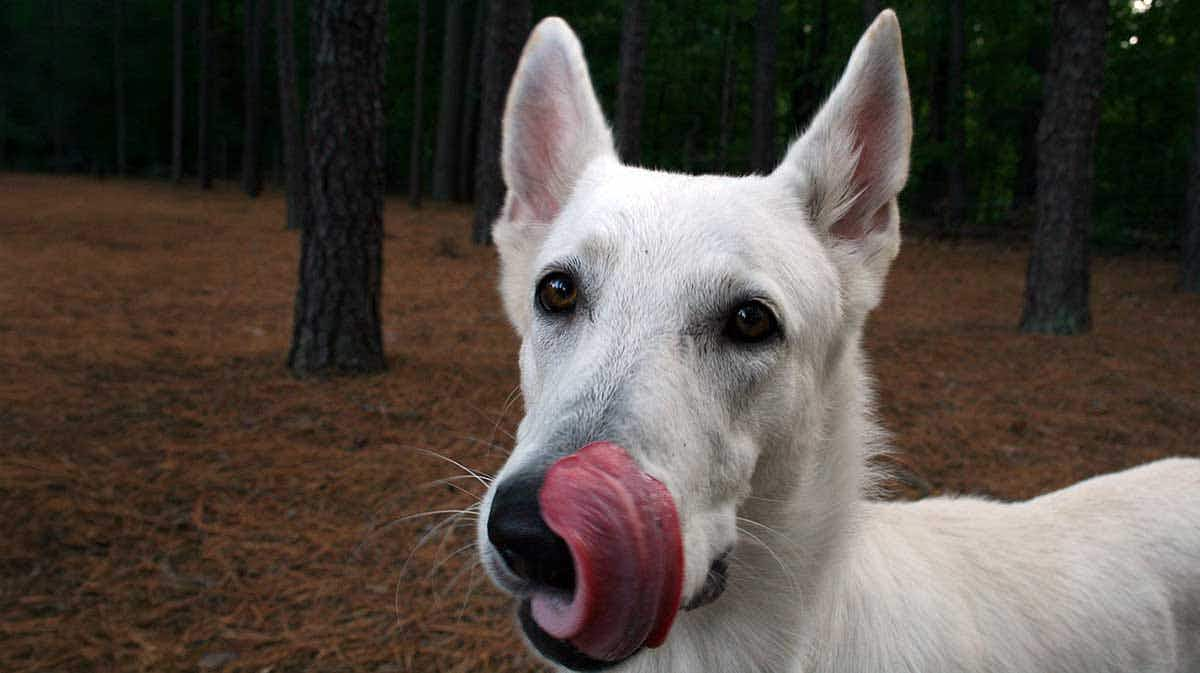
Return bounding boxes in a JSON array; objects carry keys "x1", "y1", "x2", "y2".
[
  {"x1": 500, "y1": 17, "x2": 614, "y2": 223},
  {"x1": 494, "y1": 17, "x2": 614, "y2": 335},
  {"x1": 772, "y1": 10, "x2": 911, "y2": 310}
]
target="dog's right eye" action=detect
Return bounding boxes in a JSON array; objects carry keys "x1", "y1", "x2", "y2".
[
  {"x1": 536, "y1": 272, "x2": 578, "y2": 314},
  {"x1": 725, "y1": 300, "x2": 779, "y2": 343}
]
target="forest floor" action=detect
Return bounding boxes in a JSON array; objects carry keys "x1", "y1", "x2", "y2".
[{"x1": 2, "y1": 173, "x2": 1198, "y2": 673}]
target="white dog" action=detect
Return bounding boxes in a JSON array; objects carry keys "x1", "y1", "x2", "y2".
[{"x1": 475, "y1": 11, "x2": 1200, "y2": 673}]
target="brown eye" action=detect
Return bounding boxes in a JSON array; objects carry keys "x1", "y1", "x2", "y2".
[
  {"x1": 726, "y1": 301, "x2": 778, "y2": 343},
  {"x1": 537, "y1": 272, "x2": 578, "y2": 314}
]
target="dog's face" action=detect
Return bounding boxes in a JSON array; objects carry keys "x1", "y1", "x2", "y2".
[{"x1": 479, "y1": 13, "x2": 910, "y2": 671}]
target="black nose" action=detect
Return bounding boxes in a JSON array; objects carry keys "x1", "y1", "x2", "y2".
[{"x1": 487, "y1": 473, "x2": 575, "y2": 592}]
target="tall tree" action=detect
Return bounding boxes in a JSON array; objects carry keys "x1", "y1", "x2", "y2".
[
  {"x1": 717, "y1": 7, "x2": 737, "y2": 172},
  {"x1": 113, "y1": 0, "x2": 126, "y2": 176},
  {"x1": 241, "y1": 0, "x2": 267, "y2": 197},
  {"x1": 1020, "y1": 0, "x2": 1108, "y2": 334},
  {"x1": 751, "y1": 0, "x2": 779, "y2": 173},
  {"x1": 457, "y1": 0, "x2": 486, "y2": 202},
  {"x1": 616, "y1": 0, "x2": 648, "y2": 165},
  {"x1": 432, "y1": 0, "x2": 467, "y2": 201},
  {"x1": 51, "y1": 0, "x2": 65, "y2": 170},
  {"x1": 944, "y1": 0, "x2": 966, "y2": 232},
  {"x1": 276, "y1": 0, "x2": 305, "y2": 227},
  {"x1": 792, "y1": 0, "x2": 829, "y2": 134},
  {"x1": 217, "y1": 0, "x2": 232, "y2": 180},
  {"x1": 408, "y1": 0, "x2": 428, "y2": 208},
  {"x1": 289, "y1": 0, "x2": 389, "y2": 375},
  {"x1": 198, "y1": 0, "x2": 213, "y2": 189},
  {"x1": 472, "y1": 0, "x2": 531, "y2": 244},
  {"x1": 1184, "y1": 60, "x2": 1200, "y2": 293},
  {"x1": 171, "y1": 0, "x2": 185, "y2": 183}
]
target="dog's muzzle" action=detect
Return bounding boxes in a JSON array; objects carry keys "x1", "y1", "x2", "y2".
[{"x1": 486, "y1": 442, "x2": 685, "y2": 666}]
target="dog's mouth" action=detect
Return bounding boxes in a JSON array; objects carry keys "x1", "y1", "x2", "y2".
[
  {"x1": 517, "y1": 442, "x2": 685, "y2": 667},
  {"x1": 682, "y1": 552, "x2": 730, "y2": 611}
]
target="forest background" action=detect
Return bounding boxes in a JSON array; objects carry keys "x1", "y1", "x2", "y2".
[
  {"x1": 3, "y1": 0, "x2": 1198, "y2": 252},
  {"x1": 3, "y1": 2, "x2": 1200, "y2": 672}
]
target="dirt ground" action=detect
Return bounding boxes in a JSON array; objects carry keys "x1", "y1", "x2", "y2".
[{"x1": 1, "y1": 174, "x2": 1197, "y2": 673}]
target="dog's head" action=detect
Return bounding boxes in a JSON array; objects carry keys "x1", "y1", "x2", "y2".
[{"x1": 478, "y1": 12, "x2": 910, "y2": 671}]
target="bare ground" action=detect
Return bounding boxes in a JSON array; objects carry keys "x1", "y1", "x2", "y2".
[{"x1": 1, "y1": 174, "x2": 1197, "y2": 672}]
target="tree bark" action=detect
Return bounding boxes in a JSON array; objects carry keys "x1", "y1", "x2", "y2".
[
  {"x1": 944, "y1": 0, "x2": 966, "y2": 233},
  {"x1": 717, "y1": 7, "x2": 736, "y2": 172},
  {"x1": 1183, "y1": 61, "x2": 1200, "y2": 292},
  {"x1": 217, "y1": 0, "x2": 232, "y2": 181},
  {"x1": 472, "y1": 0, "x2": 530, "y2": 244},
  {"x1": 616, "y1": 0, "x2": 648, "y2": 165},
  {"x1": 288, "y1": 0, "x2": 389, "y2": 376},
  {"x1": 457, "y1": 0, "x2": 486, "y2": 203},
  {"x1": 792, "y1": 0, "x2": 828, "y2": 137},
  {"x1": 172, "y1": 0, "x2": 185, "y2": 183},
  {"x1": 198, "y1": 0, "x2": 213, "y2": 189},
  {"x1": 113, "y1": 0, "x2": 126, "y2": 176},
  {"x1": 751, "y1": 0, "x2": 779, "y2": 173},
  {"x1": 0, "y1": 101, "x2": 6, "y2": 169},
  {"x1": 276, "y1": 0, "x2": 306, "y2": 228},
  {"x1": 1020, "y1": 0, "x2": 1108, "y2": 334},
  {"x1": 432, "y1": 0, "x2": 467, "y2": 201},
  {"x1": 51, "y1": 0, "x2": 66, "y2": 170},
  {"x1": 241, "y1": 0, "x2": 267, "y2": 197},
  {"x1": 408, "y1": 0, "x2": 428, "y2": 208}
]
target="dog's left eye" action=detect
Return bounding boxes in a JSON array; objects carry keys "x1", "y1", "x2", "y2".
[
  {"x1": 725, "y1": 301, "x2": 779, "y2": 343},
  {"x1": 536, "y1": 272, "x2": 578, "y2": 314}
]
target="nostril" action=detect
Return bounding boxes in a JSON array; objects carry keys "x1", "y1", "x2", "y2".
[{"x1": 487, "y1": 474, "x2": 576, "y2": 593}]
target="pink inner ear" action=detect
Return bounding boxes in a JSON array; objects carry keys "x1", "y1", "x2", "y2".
[
  {"x1": 829, "y1": 102, "x2": 895, "y2": 241},
  {"x1": 509, "y1": 60, "x2": 574, "y2": 223}
]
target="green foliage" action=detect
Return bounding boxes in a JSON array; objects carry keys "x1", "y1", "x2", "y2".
[{"x1": 0, "y1": 0, "x2": 1197, "y2": 251}]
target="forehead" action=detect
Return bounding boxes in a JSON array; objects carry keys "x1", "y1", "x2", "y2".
[{"x1": 537, "y1": 165, "x2": 837, "y2": 305}]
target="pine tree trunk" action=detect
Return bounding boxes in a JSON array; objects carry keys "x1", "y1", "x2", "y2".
[
  {"x1": 217, "y1": 0, "x2": 232, "y2": 181},
  {"x1": 408, "y1": 0, "x2": 428, "y2": 209},
  {"x1": 432, "y1": 0, "x2": 466, "y2": 201},
  {"x1": 198, "y1": 0, "x2": 213, "y2": 189},
  {"x1": 172, "y1": 0, "x2": 185, "y2": 183},
  {"x1": 717, "y1": 7, "x2": 736, "y2": 172},
  {"x1": 241, "y1": 0, "x2": 267, "y2": 197},
  {"x1": 792, "y1": 0, "x2": 828, "y2": 138},
  {"x1": 616, "y1": 0, "x2": 648, "y2": 165},
  {"x1": 1183, "y1": 61, "x2": 1200, "y2": 293},
  {"x1": 288, "y1": 0, "x2": 389, "y2": 376},
  {"x1": 457, "y1": 0, "x2": 486, "y2": 203},
  {"x1": 113, "y1": 0, "x2": 126, "y2": 177},
  {"x1": 751, "y1": 0, "x2": 779, "y2": 173},
  {"x1": 472, "y1": 0, "x2": 530, "y2": 244},
  {"x1": 0, "y1": 101, "x2": 7, "y2": 169},
  {"x1": 51, "y1": 0, "x2": 65, "y2": 171},
  {"x1": 944, "y1": 0, "x2": 966, "y2": 233},
  {"x1": 1020, "y1": 0, "x2": 1108, "y2": 335},
  {"x1": 276, "y1": 0, "x2": 306, "y2": 228}
]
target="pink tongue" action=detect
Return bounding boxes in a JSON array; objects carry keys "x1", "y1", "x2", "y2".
[{"x1": 532, "y1": 442, "x2": 684, "y2": 662}]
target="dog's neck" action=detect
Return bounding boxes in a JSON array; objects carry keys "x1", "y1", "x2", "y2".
[{"x1": 613, "y1": 333, "x2": 878, "y2": 673}]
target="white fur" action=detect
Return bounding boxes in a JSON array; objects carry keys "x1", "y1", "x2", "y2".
[{"x1": 478, "y1": 11, "x2": 1200, "y2": 673}]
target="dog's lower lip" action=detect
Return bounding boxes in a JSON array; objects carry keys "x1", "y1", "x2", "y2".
[
  {"x1": 683, "y1": 554, "x2": 730, "y2": 611},
  {"x1": 518, "y1": 599, "x2": 635, "y2": 672}
]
